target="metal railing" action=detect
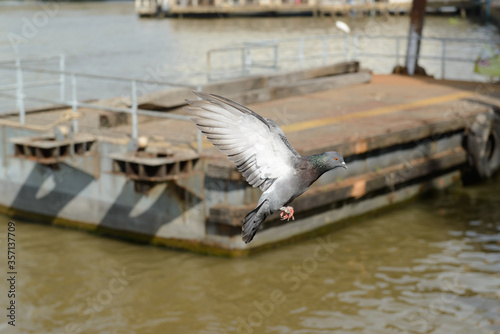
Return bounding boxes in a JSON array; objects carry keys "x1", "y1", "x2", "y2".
[
  {"x1": 2, "y1": 35, "x2": 497, "y2": 153},
  {"x1": 206, "y1": 33, "x2": 499, "y2": 81},
  {"x1": 0, "y1": 55, "x2": 204, "y2": 153},
  {"x1": 207, "y1": 34, "x2": 350, "y2": 80}
]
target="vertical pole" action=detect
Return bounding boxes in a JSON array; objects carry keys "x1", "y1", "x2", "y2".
[
  {"x1": 348, "y1": 0, "x2": 355, "y2": 16},
  {"x1": 206, "y1": 51, "x2": 211, "y2": 81},
  {"x1": 322, "y1": 35, "x2": 327, "y2": 65},
  {"x1": 15, "y1": 58, "x2": 25, "y2": 125},
  {"x1": 245, "y1": 47, "x2": 252, "y2": 73},
  {"x1": 242, "y1": 47, "x2": 252, "y2": 75},
  {"x1": 273, "y1": 44, "x2": 278, "y2": 70},
  {"x1": 241, "y1": 47, "x2": 246, "y2": 76},
  {"x1": 59, "y1": 54, "x2": 65, "y2": 102},
  {"x1": 131, "y1": 80, "x2": 138, "y2": 140},
  {"x1": 197, "y1": 130, "x2": 202, "y2": 153},
  {"x1": 441, "y1": 39, "x2": 446, "y2": 79},
  {"x1": 344, "y1": 34, "x2": 349, "y2": 61},
  {"x1": 405, "y1": 0, "x2": 427, "y2": 75},
  {"x1": 485, "y1": 0, "x2": 491, "y2": 22},
  {"x1": 298, "y1": 37, "x2": 304, "y2": 69},
  {"x1": 353, "y1": 35, "x2": 358, "y2": 60},
  {"x1": 396, "y1": 37, "x2": 400, "y2": 66},
  {"x1": 71, "y1": 74, "x2": 78, "y2": 133}
]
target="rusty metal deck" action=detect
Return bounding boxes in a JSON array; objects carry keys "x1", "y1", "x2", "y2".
[{"x1": 4, "y1": 74, "x2": 498, "y2": 158}]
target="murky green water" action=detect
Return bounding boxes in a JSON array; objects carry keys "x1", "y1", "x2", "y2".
[{"x1": 0, "y1": 174, "x2": 499, "y2": 334}]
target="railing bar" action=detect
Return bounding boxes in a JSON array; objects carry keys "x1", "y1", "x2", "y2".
[
  {"x1": 0, "y1": 55, "x2": 62, "y2": 64},
  {"x1": 355, "y1": 52, "x2": 476, "y2": 62},
  {"x1": 0, "y1": 93, "x2": 193, "y2": 124},
  {"x1": 0, "y1": 65, "x2": 196, "y2": 88},
  {"x1": 0, "y1": 80, "x2": 61, "y2": 91}
]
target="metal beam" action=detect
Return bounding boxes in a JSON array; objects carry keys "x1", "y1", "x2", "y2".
[{"x1": 405, "y1": 0, "x2": 427, "y2": 75}]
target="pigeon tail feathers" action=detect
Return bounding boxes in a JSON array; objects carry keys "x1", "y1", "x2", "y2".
[{"x1": 242, "y1": 200, "x2": 269, "y2": 244}]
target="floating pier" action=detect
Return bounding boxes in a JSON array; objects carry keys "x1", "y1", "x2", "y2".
[
  {"x1": 134, "y1": 0, "x2": 482, "y2": 17},
  {"x1": 0, "y1": 64, "x2": 499, "y2": 256}
]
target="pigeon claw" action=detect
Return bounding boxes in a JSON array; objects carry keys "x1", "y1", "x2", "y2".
[{"x1": 280, "y1": 206, "x2": 295, "y2": 221}]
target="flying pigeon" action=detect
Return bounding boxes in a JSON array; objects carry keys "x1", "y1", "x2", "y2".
[{"x1": 185, "y1": 92, "x2": 347, "y2": 244}]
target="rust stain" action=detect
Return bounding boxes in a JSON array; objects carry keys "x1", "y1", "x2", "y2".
[
  {"x1": 354, "y1": 140, "x2": 368, "y2": 154},
  {"x1": 438, "y1": 178, "x2": 445, "y2": 188},
  {"x1": 386, "y1": 193, "x2": 396, "y2": 204},
  {"x1": 350, "y1": 180, "x2": 367, "y2": 199}
]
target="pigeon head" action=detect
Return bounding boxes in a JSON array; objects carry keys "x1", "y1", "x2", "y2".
[
  {"x1": 309, "y1": 151, "x2": 347, "y2": 174},
  {"x1": 325, "y1": 151, "x2": 347, "y2": 170}
]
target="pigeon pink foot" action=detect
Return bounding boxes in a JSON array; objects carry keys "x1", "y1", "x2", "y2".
[{"x1": 280, "y1": 206, "x2": 295, "y2": 221}]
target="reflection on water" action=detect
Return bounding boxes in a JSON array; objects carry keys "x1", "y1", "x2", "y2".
[{"x1": 0, "y1": 174, "x2": 499, "y2": 334}]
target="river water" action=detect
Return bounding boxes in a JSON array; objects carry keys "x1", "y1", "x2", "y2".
[
  {"x1": 0, "y1": 2, "x2": 500, "y2": 334},
  {"x1": 0, "y1": 1, "x2": 499, "y2": 109},
  {"x1": 0, "y1": 174, "x2": 499, "y2": 333}
]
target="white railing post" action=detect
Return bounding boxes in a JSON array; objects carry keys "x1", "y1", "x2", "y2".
[
  {"x1": 197, "y1": 130, "x2": 202, "y2": 153},
  {"x1": 322, "y1": 35, "x2": 327, "y2": 65},
  {"x1": 353, "y1": 34, "x2": 358, "y2": 60},
  {"x1": 59, "y1": 54, "x2": 65, "y2": 102},
  {"x1": 298, "y1": 37, "x2": 304, "y2": 68},
  {"x1": 241, "y1": 47, "x2": 245, "y2": 76},
  {"x1": 206, "y1": 51, "x2": 211, "y2": 81},
  {"x1": 194, "y1": 85, "x2": 202, "y2": 152},
  {"x1": 15, "y1": 58, "x2": 25, "y2": 125},
  {"x1": 242, "y1": 47, "x2": 252, "y2": 75},
  {"x1": 131, "y1": 80, "x2": 138, "y2": 140},
  {"x1": 344, "y1": 34, "x2": 349, "y2": 61},
  {"x1": 71, "y1": 74, "x2": 78, "y2": 133},
  {"x1": 246, "y1": 48, "x2": 252, "y2": 73},
  {"x1": 441, "y1": 39, "x2": 446, "y2": 79},
  {"x1": 273, "y1": 44, "x2": 278, "y2": 70},
  {"x1": 395, "y1": 37, "x2": 400, "y2": 66}
]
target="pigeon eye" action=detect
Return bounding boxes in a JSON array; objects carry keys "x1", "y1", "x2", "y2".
[{"x1": 334, "y1": 157, "x2": 338, "y2": 161}]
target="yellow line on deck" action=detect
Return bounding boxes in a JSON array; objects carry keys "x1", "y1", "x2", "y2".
[
  {"x1": 195, "y1": 91, "x2": 475, "y2": 148},
  {"x1": 281, "y1": 91, "x2": 475, "y2": 133}
]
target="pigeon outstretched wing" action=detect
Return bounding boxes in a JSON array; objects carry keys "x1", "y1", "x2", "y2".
[{"x1": 185, "y1": 92, "x2": 299, "y2": 191}]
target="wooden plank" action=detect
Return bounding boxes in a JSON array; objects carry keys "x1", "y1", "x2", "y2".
[
  {"x1": 272, "y1": 72, "x2": 371, "y2": 100},
  {"x1": 138, "y1": 62, "x2": 360, "y2": 109}
]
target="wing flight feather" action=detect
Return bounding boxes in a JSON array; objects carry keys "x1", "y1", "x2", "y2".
[{"x1": 186, "y1": 92, "x2": 299, "y2": 191}]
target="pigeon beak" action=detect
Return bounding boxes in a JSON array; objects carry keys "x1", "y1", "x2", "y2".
[{"x1": 341, "y1": 161, "x2": 347, "y2": 169}]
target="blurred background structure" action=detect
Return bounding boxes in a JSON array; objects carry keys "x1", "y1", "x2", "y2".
[{"x1": 0, "y1": 0, "x2": 500, "y2": 333}]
